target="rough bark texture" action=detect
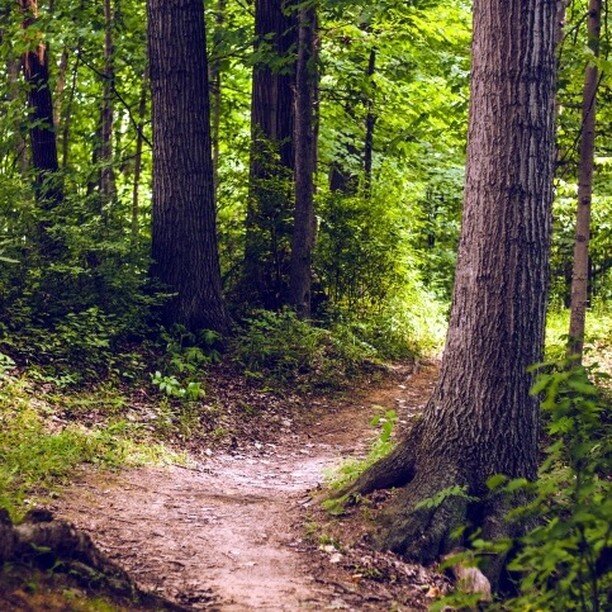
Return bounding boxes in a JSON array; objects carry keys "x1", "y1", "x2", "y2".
[
  {"x1": 568, "y1": 0, "x2": 601, "y2": 361},
  {"x1": 288, "y1": 3, "x2": 317, "y2": 318},
  {"x1": 244, "y1": 0, "x2": 298, "y2": 309},
  {"x1": 341, "y1": 0, "x2": 557, "y2": 571},
  {"x1": 148, "y1": 0, "x2": 229, "y2": 333},
  {"x1": 19, "y1": 0, "x2": 63, "y2": 212}
]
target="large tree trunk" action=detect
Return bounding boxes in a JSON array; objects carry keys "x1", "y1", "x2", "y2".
[
  {"x1": 244, "y1": 0, "x2": 297, "y2": 309},
  {"x1": 19, "y1": 0, "x2": 64, "y2": 258},
  {"x1": 339, "y1": 0, "x2": 557, "y2": 575},
  {"x1": 148, "y1": 0, "x2": 230, "y2": 334},
  {"x1": 568, "y1": 0, "x2": 601, "y2": 361},
  {"x1": 288, "y1": 3, "x2": 317, "y2": 318}
]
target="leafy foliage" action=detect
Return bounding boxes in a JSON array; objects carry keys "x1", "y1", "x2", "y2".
[
  {"x1": 437, "y1": 362, "x2": 611, "y2": 610},
  {"x1": 232, "y1": 309, "x2": 378, "y2": 390}
]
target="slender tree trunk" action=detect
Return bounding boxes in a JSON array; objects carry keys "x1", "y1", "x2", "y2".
[
  {"x1": 568, "y1": 0, "x2": 601, "y2": 360},
  {"x1": 7, "y1": 57, "x2": 29, "y2": 174},
  {"x1": 210, "y1": 0, "x2": 226, "y2": 198},
  {"x1": 364, "y1": 47, "x2": 376, "y2": 197},
  {"x1": 54, "y1": 48, "x2": 68, "y2": 128},
  {"x1": 289, "y1": 2, "x2": 317, "y2": 318},
  {"x1": 19, "y1": 0, "x2": 63, "y2": 218},
  {"x1": 61, "y1": 47, "x2": 81, "y2": 170},
  {"x1": 130, "y1": 73, "x2": 147, "y2": 248},
  {"x1": 99, "y1": 0, "x2": 116, "y2": 205},
  {"x1": 148, "y1": 0, "x2": 230, "y2": 334},
  {"x1": 244, "y1": 0, "x2": 298, "y2": 309},
  {"x1": 339, "y1": 0, "x2": 557, "y2": 576}
]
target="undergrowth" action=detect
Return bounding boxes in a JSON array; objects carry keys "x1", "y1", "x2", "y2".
[
  {"x1": 0, "y1": 373, "x2": 179, "y2": 521},
  {"x1": 322, "y1": 408, "x2": 398, "y2": 515},
  {"x1": 232, "y1": 309, "x2": 380, "y2": 390},
  {"x1": 435, "y1": 361, "x2": 611, "y2": 610}
]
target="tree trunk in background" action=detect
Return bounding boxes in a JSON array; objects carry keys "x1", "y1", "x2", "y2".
[
  {"x1": 61, "y1": 46, "x2": 81, "y2": 170},
  {"x1": 244, "y1": 0, "x2": 297, "y2": 309},
  {"x1": 289, "y1": 3, "x2": 317, "y2": 318},
  {"x1": 568, "y1": 0, "x2": 601, "y2": 361},
  {"x1": 340, "y1": 0, "x2": 557, "y2": 577},
  {"x1": 364, "y1": 47, "x2": 376, "y2": 197},
  {"x1": 130, "y1": 73, "x2": 147, "y2": 248},
  {"x1": 210, "y1": 0, "x2": 226, "y2": 198},
  {"x1": 148, "y1": 0, "x2": 230, "y2": 334},
  {"x1": 19, "y1": 0, "x2": 64, "y2": 240},
  {"x1": 98, "y1": 0, "x2": 116, "y2": 206},
  {"x1": 7, "y1": 57, "x2": 29, "y2": 174}
]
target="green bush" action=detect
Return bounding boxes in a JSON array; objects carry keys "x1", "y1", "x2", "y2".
[
  {"x1": 437, "y1": 362, "x2": 611, "y2": 610},
  {"x1": 232, "y1": 309, "x2": 378, "y2": 389}
]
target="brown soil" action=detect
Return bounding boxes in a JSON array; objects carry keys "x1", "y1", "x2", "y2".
[{"x1": 53, "y1": 362, "x2": 444, "y2": 610}]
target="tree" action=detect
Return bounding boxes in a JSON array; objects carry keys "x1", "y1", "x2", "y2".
[
  {"x1": 97, "y1": 0, "x2": 116, "y2": 207},
  {"x1": 19, "y1": 0, "x2": 63, "y2": 213},
  {"x1": 339, "y1": 0, "x2": 558, "y2": 573},
  {"x1": 288, "y1": 1, "x2": 318, "y2": 318},
  {"x1": 147, "y1": 0, "x2": 229, "y2": 333},
  {"x1": 244, "y1": 0, "x2": 297, "y2": 309},
  {"x1": 568, "y1": 0, "x2": 602, "y2": 361}
]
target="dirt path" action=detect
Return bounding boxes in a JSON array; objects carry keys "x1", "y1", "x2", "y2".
[{"x1": 55, "y1": 363, "x2": 438, "y2": 610}]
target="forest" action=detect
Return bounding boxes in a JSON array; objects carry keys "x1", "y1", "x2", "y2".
[{"x1": 0, "y1": 0, "x2": 610, "y2": 609}]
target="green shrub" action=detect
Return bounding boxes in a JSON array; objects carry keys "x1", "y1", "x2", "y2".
[
  {"x1": 0, "y1": 376, "x2": 176, "y2": 520},
  {"x1": 232, "y1": 309, "x2": 378, "y2": 389},
  {"x1": 437, "y1": 361, "x2": 611, "y2": 610}
]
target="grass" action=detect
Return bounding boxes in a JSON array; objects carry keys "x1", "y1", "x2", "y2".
[
  {"x1": 0, "y1": 375, "x2": 181, "y2": 521},
  {"x1": 546, "y1": 305, "x2": 612, "y2": 372}
]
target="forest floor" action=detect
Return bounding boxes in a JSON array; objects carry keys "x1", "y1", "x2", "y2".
[{"x1": 48, "y1": 361, "x2": 449, "y2": 610}]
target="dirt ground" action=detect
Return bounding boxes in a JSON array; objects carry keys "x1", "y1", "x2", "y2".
[{"x1": 53, "y1": 362, "x2": 445, "y2": 610}]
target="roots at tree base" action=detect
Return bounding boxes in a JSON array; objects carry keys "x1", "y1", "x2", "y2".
[{"x1": 334, "y1": 420, "x2": 526, "y2": 587}]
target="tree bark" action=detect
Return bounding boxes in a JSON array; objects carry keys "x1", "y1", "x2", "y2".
[
  {"x1": 19, "y1": 0, "x2": 64, "y2": 258},
  {"x1": 244, "y1": 0, "x2": 298, "y2": 309},
  {"x1": 339, "y1": 0, "x2": 557, "y2": 575},
  {"x1": 568, "y1": 0, "x2": 601, "y2": 361},
  {"x1": 288, "y1": 2, "x2": 317, "y2": 318},
  {"x1": 148, "y1": 0, "x2": 230, "y2": 334}
]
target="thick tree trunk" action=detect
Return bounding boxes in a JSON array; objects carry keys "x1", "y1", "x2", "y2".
[
  {"x1": 148, "y1": 0, "x2": 230, "y2": 334},
  {"x1": 244, "y1": 0, "x2": 297, "y2": 309},
  {"x1": 568, "y1": 0, "x2": 601, "y2": 361},
  {"x1": 288, "y1": 3, "x2": 317, "y2": 318},
  {"x1": 19, "y1": 0, "x2": 64, "y2": 258},
  {"x1": 339, "y1": 0, "x2": 557, "y2": 573}
]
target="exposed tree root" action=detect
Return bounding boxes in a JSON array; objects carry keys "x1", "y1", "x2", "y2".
[{"x1": 0, "y1": 507, "x2": 181, "y2": 610}]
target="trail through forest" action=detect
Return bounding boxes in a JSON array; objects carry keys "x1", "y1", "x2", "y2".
[{"x1": 54, "y1": 364, "x2": 439, "y2": 610}]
